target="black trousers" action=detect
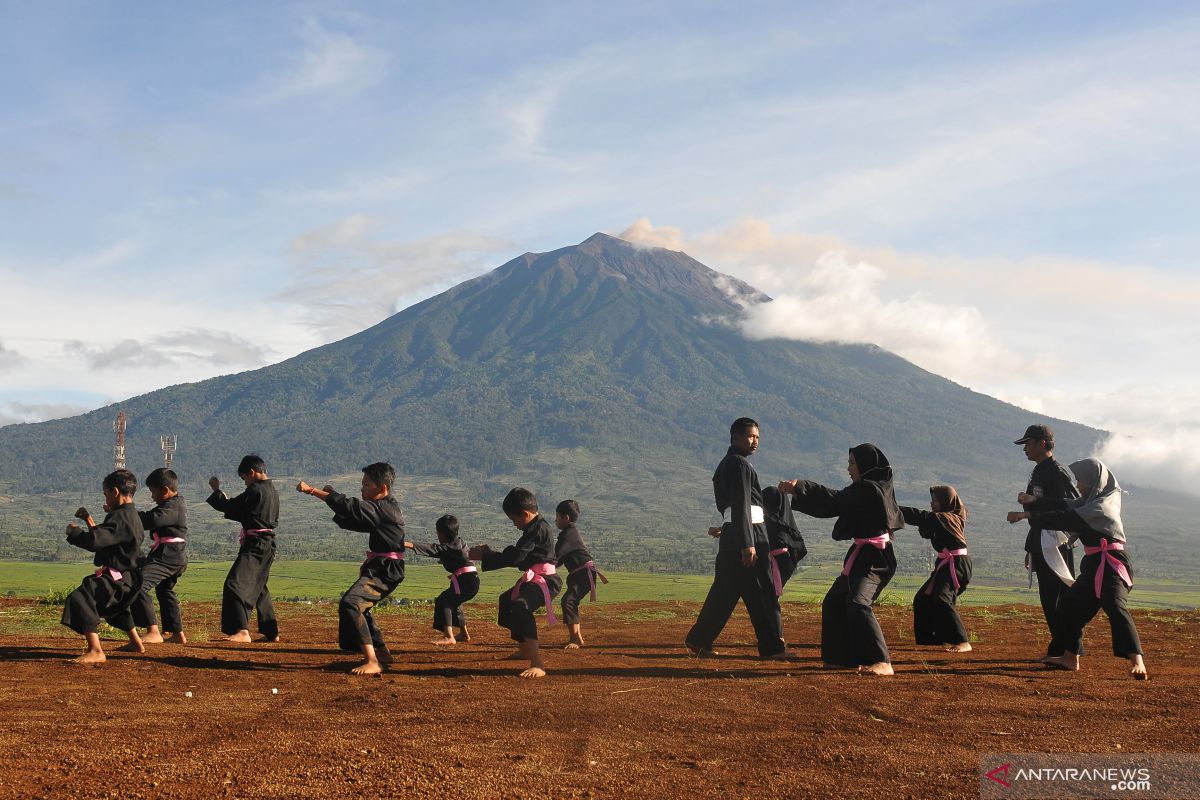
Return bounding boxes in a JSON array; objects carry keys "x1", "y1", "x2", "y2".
[
  {"x1": 339, "y1": 571, "x2": 403, "y2": 650},
  {"x1": 131, "y1": 557, "x2": 187, "y2": 632},
  {"x1": 766, "y1": 550, "x2": 797, "y2": 647},
  {"x1": 1031, "y1": 543, "x2": 1077, "y2": 657},
  {"x1": 1050, "y1": 552, "x2": 1142, "y2": 658},
  {"x1": 559, "y1": 568, "x2": 595, "y2": 626},
  {"x1": 913, "y1": 555, "x2": 972, "y2": 645},
  {"x1": 686, "y1": 549, "x2": 784, "y2": 657},
  {"x1": 61, "y1": 571, "x2": 142, "y2": 635},
  {"x1": 821, "y1": 543, "x2": 896, "y2": 667},
  {"x1": 497, "y1": 575, "x2": 561, "y2": 642},
  {"x1": 221, "y1": 535, "x2": 278, "y2": 639},
  {"x1": 432, "y1": 573, "x2": 480, "y2": 631}
]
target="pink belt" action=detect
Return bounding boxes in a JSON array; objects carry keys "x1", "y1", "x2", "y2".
[
  {"x1": 570, "y1": 560, "x2": 609, "y2": 601},
  {"x1": 363, "y1": 551, "x2": 405, "y2": 569},
  {"x1": 512, "y1": 562, "x2": 558, "y2": 625},
  {"x1": 239, "y1": 528, "x2": 273, "y2": 545},
  {"x1": 924, "y1": 547, "x2": 969, "y2": 595},
  {"x1": 767, "y1": 547, "x2": 790, "y2": 596},
  {"x1": 450, "y1": 565, "x2": 478, "y2": 594},
  {"x1": 151, "y1": 533, "x2": 186, "y2": 550},
  {"x1": 1084, "y1": 540, "x2": 1132, "y2": 599},
  {"x1": 94, "y1": 566, "x2": 123, "y2": 582},
  {"x1": 842, "y1": 533, "x2": 891, "y2": 577}
]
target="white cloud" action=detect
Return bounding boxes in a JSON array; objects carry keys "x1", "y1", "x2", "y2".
[
  {"x1": 0, "y1": 340, "x2": 23, "y2": 369},
  {"x1": 258, "y1": 19, "x2": 389, "y2": 100},
  {"x1": 64, "y1": 330, "x2": 273, "y2": 371},
  {"x1": 0, "y1": 400, "x2": 92, "y2": 428},
  {"x1": 278, "y1": 219, "x2": 513, "y2": 338}
]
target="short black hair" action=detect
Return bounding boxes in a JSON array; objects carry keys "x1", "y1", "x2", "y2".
[
  {"x1": 103, "y1": 469, "x2": 137, "y2": 497},
  {"x1": 362, "y1": 462, "x2": 396, "y2": 489},
  {"x1": 730, "y1": 417, "x2": 760, "y2": 437},
  {"x1": 237, "y1": 455, "x2": 267, "y2": 477},
  {"x1": 145, "y1": 468, "x2": 179, "y2": 492},
  {"x1": 435, "y1": 514, "x2": 459, "y2": 538},
  {"x1": 555, "y1": 499, "x2": 580, "y2": 521},
  {"x1": 502, "y1": 487, "x2": 538, "y2": 517}
]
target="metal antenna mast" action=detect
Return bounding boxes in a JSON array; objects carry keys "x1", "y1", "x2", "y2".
[
  {"x1": 160, "y1": 434, "x2": 177, "y2": 469},
  {"x1": 113, "y1": 410, "x2": 127, "y2": 470}
]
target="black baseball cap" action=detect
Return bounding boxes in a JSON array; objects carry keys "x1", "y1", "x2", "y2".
[{"x1": 1014, "y1": 424, "x2": 1054, "y2": 445}]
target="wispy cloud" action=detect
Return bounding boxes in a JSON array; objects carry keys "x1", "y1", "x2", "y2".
[
  {"x1": 64, "y1": 330, "x2": 273, "y2": 371},
  {"x1": 257, "y1": 18, "x2": 389, "y2": 100},
  {"x1": 0, "y1": 400, "x2": 92, "y2": 428},
  {"x1": 0, "y1": 340, "x2": 23, "y2": 370},
  {"x1": 278, "y1": 218, "x2": 512, "y2": 338}
]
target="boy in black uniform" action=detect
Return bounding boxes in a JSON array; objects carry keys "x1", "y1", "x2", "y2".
[
  {"x1": 61, "y1": 469, "x2": 146, "y2": 664},
  {"x1": 405, "y1": 514, "x2": 479, "y2": 646},
  {"x1": 298, "y1": 462, "x2": 405, "y2": 675},
  {"x1": 901, "y1": 485, "x2": 972, "y2": 652},
  {"x1": 131, "y1": 467, "x2": 189, "y2": 645},
  {"x1": 555, "y1": 499, "x2": 607, "y2": 650},
  {"x1": 207, "y1": 455, "x2": 280, "y2": 643},
  {"x1": 685, "y1": 417, "x2": 786, "y2": 660},
  {"x1": 1013, "y1": 424, "x2": 1080, "y2": 660},
  {"x1": 468, "y1": 487, "x2": 561, "y2": 679}
]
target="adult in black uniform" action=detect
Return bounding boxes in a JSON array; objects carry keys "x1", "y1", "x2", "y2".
[
  {"x1": 685, "y1": 417, "x2": 786, "y2": 659},
  {"x1": 1013, "y1": 424, "x2": 1080, "y2": 659}
]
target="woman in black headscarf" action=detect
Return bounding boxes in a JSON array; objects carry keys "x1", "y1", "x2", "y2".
[
  {"x1": 780, "y1": 444, "x2": 904, "y2": 675},
  {"x1": 901, "y1": 485, "x2": 973, "y2": 652},
  {"x1": 1008, "y1": 458, "x2": 1146, "y2": 679}
]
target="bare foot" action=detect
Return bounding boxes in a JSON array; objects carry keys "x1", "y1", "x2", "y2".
[
  {"x1": 503, "y1": 651, "x2": 525, "y2": 661},
  {"x1": 761, "y1": 651, "x2": 799, "y2": 661},
  {"x1": 218, "y1": 631, "x2": 253, "y2": 643},
  {"x1": 141, "y1": 632, "x2": 165, "y2": 644},
  {"x1": 1043, "y1": 654, "x2": 1080, "y2": 671},
  {"x1": 519, "y1": 667, "x2": 547, "y2": 679},
  {"x1": 69, "y1": 651, "x2": 106, "y2": 665},
  {"x1": 1129, "y1": 655, "x2": 1148, "y2": 680},
  {"x1": 166, "y1": 632, "x2": 188, "y2": 645},
  {"x1": 857, "y1": 662, "x2": 895, "y2": 676},
  {"x1": 257, "y1": 635, "x2": 282, "y2": 643},
  {"x1": 457, "y1": 627, "x2": 471, "y2": 642},
  {"x1": 350, "y1": 661, "x2": 383, "y2": 676},
  {"x1": 945, "y1": 642, "x2": 973, "y2": 653},
  {"x1": 685, "y1": 642, "x2": 719, "y2": 658},
  {"x1": 432, "y1": 637, "x2": 457, "y2": 646},
  {"x1": 376, "y1": 646, "x2": 394, "y2": 664},
  {"x1": 116, "y1": 641, "x2": 146, "y2": 653}
]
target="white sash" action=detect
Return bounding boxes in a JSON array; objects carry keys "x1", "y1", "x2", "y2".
[{"x1": 722, "y1": 505, "x2": 765, "y2": 525}]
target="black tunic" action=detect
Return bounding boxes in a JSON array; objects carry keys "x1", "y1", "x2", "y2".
[
  {"x1": 555, "y1": 523, "x2": 593, "y2": 572},
  {"x1": 1022, "y1": 457, "x2": 1079, "y2": 552},
  {"x1": 481, "y1": 516, "x2": 559, "y2": 572},
  {"x1": 139, "y1": 495, "x2": 188, "y2": 567},
  {"x1": 67, "y1": 503, "x2": 144, "y2": 573},
  {"x1": 324, "y1": 492, "x2": 406, "y2": 553},
  {"x1": 712, "y1": 447, "x2": 768, "y2": 552},
  {"x1": 791, "y1": 478, "x2": 904, "y2": 540},
  {"x1": 206, "y1": 481, "x2": 279, "y2": 531},
  {"x1": 900, "y1": 507, "x2": 966, "y2": 552},
  {"x1": 411, "y1": 537, "x2": 472, "y2": 573}
]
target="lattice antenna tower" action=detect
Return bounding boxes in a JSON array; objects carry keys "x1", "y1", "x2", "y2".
[
  {"x1": 113, "y1": 410, "x2": 127, "y2": 470},
  {"x1": 160, "y1": 434, "x2": 178, "y2": 469}
]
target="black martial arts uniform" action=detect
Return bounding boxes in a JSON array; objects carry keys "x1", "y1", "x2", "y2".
[
  {"x1": 481, "y1": 516, "x2": 561, "y2": 642},
  {"x1": 791, "y1": 444, "x2": 904, "y2": 668},
  {"x1": 1023, "y1": 457, "x2": 1081, "y2": 656},
  {"x1": 901, "y1": 500, "x2": 972, "y2": 646},
  {"x1": 410, "y1": 537, "x2": 479, "y2": 633},
  {"x1": 686, "y1": 446, "x2": 784, "y2": 658},
  {"x1": 762, "y1": 485, "x2": 807, "y2": 648},
  {"x1": 556, "y1": 523, "x2": 598, "y2": 626},
  {"x1": 131, "y1": 495, "x2": 188, "y2": 633},
  {"x1": 322, "y1": 490, "x2": 407, "y2": 652},
  {"x1": 207, "y1": 480, "x2": 280, "y2": 639},
  {"x1": 1030, "y1": 509, "x2": 1142, "y2": 659},
  {"x1": 61, "y1": 503, "x2": 145, "y2": 635}
]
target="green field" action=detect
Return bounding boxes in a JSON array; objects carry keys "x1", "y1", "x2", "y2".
[{"x1": 1, "y1": 560, "x2": 1196, "y2": 609}]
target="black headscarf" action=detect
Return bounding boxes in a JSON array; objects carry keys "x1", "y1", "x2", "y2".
[{"x1": 849, "y1": 443, "x2": 905, "y2": 532}]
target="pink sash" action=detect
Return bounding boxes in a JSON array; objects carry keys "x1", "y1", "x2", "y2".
[
  {"x1": 841, "y1": 533, "x2": 891, "y2": 577},
  {"x1": 569, "y1": 560, "x2": 609, "y2": 601},
  {"x1": 450, "y1": 565, "x2": 478, "y2": 594},
  {"x1": 151, "y1": 533, "x2": 186, "y2": 550},
  {"x1": 512, "y1": 562, "x2": 558, "y2": 625},
  {"x1": 363, "y1": 551, "x2": 405, "y2": 569},
  {"x1": 94, "y1": 566, "x2": 123, "y2": 582},
  {"x1": 924, "y1": 548, "x2": 969, "y2": 596},
  {"x1": 239, "y1": 527, "x2": 273, "y2": 545},
  {"x1": 767, "y1": 547, "x2": 790, "y2": 596},
  {"x1": 1083, "y1": 540, "x2": 1132, "y2": 599}
]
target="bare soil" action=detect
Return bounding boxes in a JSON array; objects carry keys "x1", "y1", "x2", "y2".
[{"x1": 1, "y1": 598, "x2": 1196, "y2": 799}]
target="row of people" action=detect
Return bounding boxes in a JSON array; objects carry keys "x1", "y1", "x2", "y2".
[{"x1": 686, "y1": 418, "x2": 1147, "y2": 679}]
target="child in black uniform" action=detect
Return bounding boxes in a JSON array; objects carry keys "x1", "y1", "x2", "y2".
[
  {"x1": 554, "y1": 500, "x2": 607, "y2": 649},
  {"x1": 61, "y1": 469, "x2": 146, "y2": 664},
  {"x1": 131, "y1": 467, "x2": 189, "y2": 645},
  {"x1": 469, "y1": 488, "x2": 561, "y2": 679},
  {"x1": 901, "y1": 485, "x2": 972, "y2": 652},
  {"x1": 406, "y1": 514, "x2": 479, "y2": 646}
]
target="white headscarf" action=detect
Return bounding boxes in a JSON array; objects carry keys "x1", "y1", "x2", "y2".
[{"x1": 1068, "y1": 458, "x2": 1125, "y2": 542}]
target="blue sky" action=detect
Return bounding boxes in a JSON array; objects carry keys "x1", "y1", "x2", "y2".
[{"x1": 2, "y1": 1, "x2": 1198, "y2": 491}]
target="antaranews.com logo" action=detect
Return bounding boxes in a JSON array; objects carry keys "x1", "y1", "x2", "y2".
[{"x1": 980, "y1": 753, "x2": 1199, "y2": 799}]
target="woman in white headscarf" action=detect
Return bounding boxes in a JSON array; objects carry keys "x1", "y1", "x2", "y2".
[{"x1": 1007, "y1": 458, "x2": 1147, "y2": 679}]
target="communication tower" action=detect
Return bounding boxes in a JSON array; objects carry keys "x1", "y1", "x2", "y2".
[
  {"x1": 160, "y1": 435, "x2": 177, "y2": 469},
  {"x1": 113, "y1": 410, "x2": 127, "y2": 470}
]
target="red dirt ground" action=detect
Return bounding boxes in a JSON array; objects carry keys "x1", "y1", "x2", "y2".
[{"x1": 0, "y1": 598, "x2": 1196, "y2": 799}]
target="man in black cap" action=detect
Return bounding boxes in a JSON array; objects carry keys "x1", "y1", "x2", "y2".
[{"x1": 1013, "y1": 424, "x2": 1080, "y2": 660}]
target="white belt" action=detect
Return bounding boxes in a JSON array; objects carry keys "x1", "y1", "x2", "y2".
[{"x1": 722, "y1": 505, "x2": 764, "y2": 525}]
